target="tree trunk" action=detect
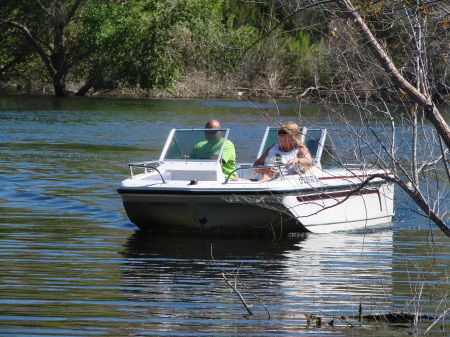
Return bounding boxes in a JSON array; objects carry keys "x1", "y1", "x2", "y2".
[
  {"x1": 53, "y1": 77, "x2": 66, "y2": 96},
  {"x1": 75, "y1": 80, "x2": 94, "y2": 96}
]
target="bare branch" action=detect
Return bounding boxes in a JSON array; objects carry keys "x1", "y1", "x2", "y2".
[
  {"x1": 66, "y1": 0, "x2": 84, "y2": 25},
  {"x1": 334, "y1": 0, "x2": 450, "y2": 151},
  {"x1": 221, "y1": 272, "x2": 254, "y2": 316},
  {"x1": 1, "y1": 20, "x2": 56, "y2": 76}
]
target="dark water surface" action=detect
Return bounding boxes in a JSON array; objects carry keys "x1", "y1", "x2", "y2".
[{"x1": 1, "y1": 95, "x2": 449, "y2": 336}]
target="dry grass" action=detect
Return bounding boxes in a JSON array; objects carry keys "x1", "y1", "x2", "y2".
[{"x1": 101, "y1": 70, "x2": 305, "y2": 100}]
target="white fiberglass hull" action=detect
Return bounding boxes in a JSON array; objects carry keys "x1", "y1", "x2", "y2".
[{"x1": 118, "y1": 170, "x2": 394, "y2": 235}]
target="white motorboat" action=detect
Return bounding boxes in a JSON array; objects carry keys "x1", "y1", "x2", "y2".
[{"x1": 118, "y1": 127, "x2": 395, "y2": 234}]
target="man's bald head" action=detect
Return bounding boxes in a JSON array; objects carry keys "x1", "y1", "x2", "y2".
[
  {"x1": 205, "y1": 119, "x2": 221, "y2": 129},
  {"x1": 203, "y1": 119, "x2": 222, "y2": 143}
]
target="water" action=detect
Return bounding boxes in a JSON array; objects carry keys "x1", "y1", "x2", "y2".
[{"x1": 1, "y1": 95, "x2": 449, "y2": 336}]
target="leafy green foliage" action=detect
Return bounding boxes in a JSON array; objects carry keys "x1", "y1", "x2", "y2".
[
  {"x1": 174, "y1": 0, "x2": 258, "y2": 74},
  {"x1": 0, "y1": 0, "x2": 372, "y2": 95},
  {"x1": 73, "y1": 0, "x2": 183, "y2": 89},
  {"x1": 280, "y1": 32, "x2": 328, "y2": 82}
]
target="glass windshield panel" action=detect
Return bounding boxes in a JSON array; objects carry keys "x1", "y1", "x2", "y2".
[
  {"x1": 304, "y1": 129, "x2": 323, "y2": 159},
  {"x1": 321, "y1": 136, "x2": 341, "y2": 169},
  {"x1": 257, "y1": 128, "x2": 279, "y2": 158},
  {"x1": 162, "y1": 129, "x2": 228, "y2": 161}
]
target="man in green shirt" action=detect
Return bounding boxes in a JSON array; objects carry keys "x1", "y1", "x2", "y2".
[{"x1": 190, "y1": 119, "x2": 236, "y2": 179}]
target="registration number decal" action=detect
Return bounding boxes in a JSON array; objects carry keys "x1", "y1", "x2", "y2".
[{"x1": 298, "y1": 175, "x2": 318, "y2": 184}]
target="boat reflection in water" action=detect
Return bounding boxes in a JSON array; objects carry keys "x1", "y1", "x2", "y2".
[
  {"x1": 281, "y1": 230, "x2": 394, "y2": 318},
  {"x1": 120, "y1": 230, "x2": 394, "y2": 334}
]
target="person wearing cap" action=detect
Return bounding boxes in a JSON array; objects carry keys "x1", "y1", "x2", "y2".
[
  {"x1": 189, "y1": 119, "x2": 237, "y2": 179},
  {"x1": 234, "y1": 120, "x2": 312, "y2": 181}
]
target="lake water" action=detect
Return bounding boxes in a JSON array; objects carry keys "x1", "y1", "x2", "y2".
[{"x1": 1, "y1": 95, "x2": 449, "y2": 336}]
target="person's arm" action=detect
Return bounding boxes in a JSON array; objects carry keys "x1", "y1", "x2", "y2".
[
  {"x1": 287, "y1": 146, "x2": 313, "y2": 173},
  {"x1": 221, "y1": 140, "x2": 237, "y2": 178},
  {"x1": 252, "y1": 145, "x2": 277, "y2": 176}
]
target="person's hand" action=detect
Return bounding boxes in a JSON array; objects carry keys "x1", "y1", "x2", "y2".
[
  {"x1": 287, "y1": 158, "x2": 306, "y2": 173},
  {"x1": 286, "y1": 158, "x2": 298, "y2": 168}
]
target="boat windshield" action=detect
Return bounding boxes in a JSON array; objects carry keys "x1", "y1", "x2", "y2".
[{"x1": 160, "y1": 128, "x2": 230, "y2": 162}]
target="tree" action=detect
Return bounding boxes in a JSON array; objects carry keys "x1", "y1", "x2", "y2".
[
  {"x1": 243, "y1": 0, "x2": 450, "y2": 237},
  {"x1": 0, "y1": 25, "x2": 33, "y2": 80},
  {"x1": 0, "y1": 0, "x2": 263, "y2": 96},
  {"x1": 0, "y1": 0, "x2": 87, "y2": 95},
  {"x1": 0, "y1": 0, "x2": 186, "y2": 96},
  {"x1": 172, "y1": 0, "x2": 259, "y2": 79},
  {"x1": 72, "y1": 0, "x2": 189, "y2": 95},
  {"x1": 326, "y1": 0, "x2": 450, "y2": 237}
]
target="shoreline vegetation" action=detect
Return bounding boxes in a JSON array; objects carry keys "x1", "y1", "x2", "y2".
[
  {"x1": 2, "y1": 78, "x2": 449, "y2": 104},
  {"x1": 0, "y1": 74, "x2": 323, "y2": 101},
  {"x1": 3, "y1": 68, "x2": 449, "y2": 104},
  {"x1": 1, "y1": 1, "x2": 448, "y2": 104}
]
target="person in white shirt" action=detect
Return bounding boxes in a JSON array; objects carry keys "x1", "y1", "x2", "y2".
[{"x1": 234, "y1": 121, "x2": 312, "y2": 181}]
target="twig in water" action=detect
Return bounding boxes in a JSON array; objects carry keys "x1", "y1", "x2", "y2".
[
  {"x1": 235, "y1": 274, "x2": 271, "y2": 319},
  {"x1": 211, "y1": 244, "x2": 270, "y2": 318},
  {"x1": 424, "y1": 307, "x2": 450, "y2": 335},
  {"x1": 221, "y1": 272, "x2": 253, "y2": 315}
]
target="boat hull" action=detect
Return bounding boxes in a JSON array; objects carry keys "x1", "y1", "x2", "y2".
[
  {"x1": 282, "y1": 181, "x2": 395, "y2": 233},
  {"x1": 120, "y1": 192, "x2": 304, "y2": 235},
  {"x1": 118, "y1": 178, "x2": 394, "y2": 235}
]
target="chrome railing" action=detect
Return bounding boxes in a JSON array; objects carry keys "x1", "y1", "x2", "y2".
[{"x1": 128, "y1": 161, "x2": 166, "y2": 183}]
